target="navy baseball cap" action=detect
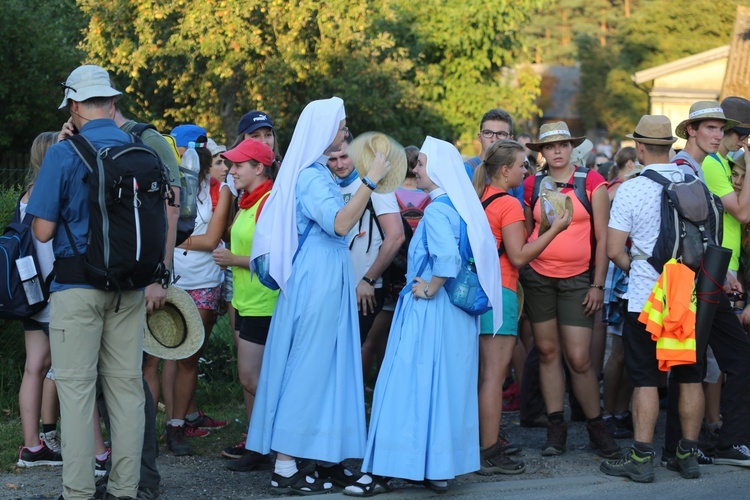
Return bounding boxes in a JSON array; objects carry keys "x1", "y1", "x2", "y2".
[
  {"x1": 170, "y1": 124, "x2": 207, "y2": 147},
  {"x1": 238, "y1": 111, "x2": 274, "y2": 135}
]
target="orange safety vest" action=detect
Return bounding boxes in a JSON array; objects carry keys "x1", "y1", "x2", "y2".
[{"x1": 638, "y1": 259, "x2": 697, "y2": 371}]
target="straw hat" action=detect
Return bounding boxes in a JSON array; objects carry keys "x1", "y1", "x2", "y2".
[
  {"x1": 143, "y1": 287, "x2": 204, "y2": 360},
  {"x1": 538, "y1": 176, "x2": 574, "y2": 236},
  {"x1": 729, "y1": 151, "x2": 746, "y2": 171},
  {"x1": 348, "y1": 132, "x2": 407, "y2": 193},
  {"x1": 626, "y1": 115, "x2": 678, "y2": 145},
  {"x1": 526, "y1": 122, "x2": 586, "y2": 152},
  {"x1": 675, "y1": 101, "x2": 740, "y2": 140}
]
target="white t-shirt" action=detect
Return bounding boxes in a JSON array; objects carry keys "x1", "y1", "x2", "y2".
[
  {"x1": 608, "y1": 163, "x2": 686, "y2": 313},
  {"x1": 18, "y1": 200, "x2": 55, "y2": 323},
  {"x1": 172, "y1": 178, "x2": 224, "y2": 290},
  {"x1": 340, "y1": 177, "x2": 399, "y2": 288}
]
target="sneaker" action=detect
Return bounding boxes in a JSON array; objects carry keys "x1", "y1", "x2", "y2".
[
  {"x1": 226, "y1": 450, "x2": 271, "y2": 472},
  {"x1": 661, "y1": 447, "x2": 714, "y2": 466},
  {"x1": 587, "y1": 419, "x2": 621, "y2": 459},
  {"x1": 95, "y1": 449, "x2": 111, "y2": 477},
  {"x1": 221, "y1": 434, "x2": 248, "y2": 459},
  {"x1": 184, "y1": 425, "x2": 210, "y2": 438},
  {"x1": 498, "y1": 428, "x2": 521, "y2": 455},
  {"x1": 714, "y1": 444, "x2": 750, "y2": 467},
  {"x1": 600, "y1": 448, "x2": 655, "y2": 483},
  {"x1": 40, "y1": 431, "x2": 62, "y2": 453},
  {"x1": 542, "y1": 419, "x2": 567, "y2": 456},
  {"x1": 478, "y1": 440, "x2": 526, "y2": 475},
  {"x1": 17, "y1": 443, "x2": 63, "y2": 467},
  {"x1": 186, "y1": 410, "x2": 227, "y2": 430},
  {"x1": 666, "y1": 446, "x2": 700, "y2": 479},
  {"x1": 165, "y1": 424, "x2": 193, "y2": 456}
]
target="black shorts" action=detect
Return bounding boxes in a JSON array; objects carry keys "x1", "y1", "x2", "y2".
[
  {"x1": 235, "y1": 312, "x2": 272, "y2": 346},
  {"x1": 623, "y1": 312, "x2": 704, "y2": 387},
  {"x1": 22, "y1": 318, "x2": 49, "y2": 336}
]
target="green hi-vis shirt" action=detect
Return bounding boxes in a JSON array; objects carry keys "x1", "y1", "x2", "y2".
[{"x1": 703, "y1": 152, "x2": 740, "y2": 271}]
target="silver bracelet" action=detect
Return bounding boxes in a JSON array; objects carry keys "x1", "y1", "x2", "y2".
[{"x1": 423, "y1": 284, "x2": 432, "y2": 299}]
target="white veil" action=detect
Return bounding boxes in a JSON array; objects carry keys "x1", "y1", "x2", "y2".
[
  {"x1": 250, "y1": 97, "x2": 346, "y2": 295},
  {"x1": 420, "y1": 136, "x2": 503, "y2": 332}
]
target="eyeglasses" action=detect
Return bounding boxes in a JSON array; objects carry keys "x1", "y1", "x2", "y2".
[
  {"x1": 61, "y1": 82, "x2": 77, "y2": 93},
  {"x1": 481, "y1": 129, "x2": 510, "y2": 140},
  {"x1": 341, "y1": 126, "x2": 349, "y2": 135}
]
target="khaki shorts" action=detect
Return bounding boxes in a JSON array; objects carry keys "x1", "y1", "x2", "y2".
[{"x1": 519, "y1": 266, "x2": 594, "y2": 329}]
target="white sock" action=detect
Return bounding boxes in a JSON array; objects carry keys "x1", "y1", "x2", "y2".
[
  {"x1": 168, "y1": 419, "x2": 185, "y2": 427},
  {"x1": 275, "y1": 458, "x2": 298, "y2": 478},
  {"x1": 356, "y1": 474, "x2": 373, "y2": 485},
  {"x1": 186, "y1": 411, "x2": 200, "y2": 421}
]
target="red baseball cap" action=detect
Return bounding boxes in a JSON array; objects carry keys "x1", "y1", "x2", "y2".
[{"x1": 221, "y1": 139, "x2": 275, "y2": 166}]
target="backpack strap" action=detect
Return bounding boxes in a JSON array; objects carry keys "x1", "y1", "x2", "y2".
[
  {"x1": 129, "y1": 122, "x2": 157, "y2": 137},
  {"x1": 67, "y1": 134, "x2": 98, "y2": 175},
  {"x1": 481, "y1": 192, "x2": 509, "y2": 257},
  {"x1": 530, "y1": 170, "x2": 545, "y2": 212},
  {"x1": 572, "y1": 167, "x2": 592, "y2": 217},
  {"x1": 292, "y1": 220, "x2": 315, "y2": 262},
  {"x1": 673, "y1": 157, "x2": 698, "y2": 176},
  {"x1": 465, "y1": 156, "x2": 481, "y2": 171}
]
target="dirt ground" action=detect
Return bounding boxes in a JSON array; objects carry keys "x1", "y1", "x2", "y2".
[{"x1": 0, "y1": 407, "x2": 657, "y2": 500}]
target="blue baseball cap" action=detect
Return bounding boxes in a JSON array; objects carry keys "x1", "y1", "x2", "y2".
[
  {"x1": 170, "y1": 124, "x2": 207, "y2": 147},
  {"x1": 238, "y1": 111, "x2": 274, "y2": 135}
]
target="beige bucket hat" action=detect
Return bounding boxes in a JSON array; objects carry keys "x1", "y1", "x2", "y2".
[{"x1": 143, "y1": 287, "x2": 204, "y2": 360}]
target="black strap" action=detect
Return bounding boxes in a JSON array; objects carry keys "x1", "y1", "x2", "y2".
[
  {"x1": 350, "y1": 198, "x2": 384, "y2": 253},
  {"x1": 481, "y1": 192, "x2": 509, "y2": 257},
  {"x1": 129, "y1": 122, "x2": 157, "y2": 138}
]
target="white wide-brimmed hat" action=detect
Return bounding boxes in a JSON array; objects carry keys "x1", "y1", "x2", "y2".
[
  {"x1": 143, "y1": 287, "x2": 204, "y2": 360},
  {"x1": 348, "y1": 132, "x2": 407, "y2": 194},
  {"x1": 58, "y1": 65, "x2": 122, "y2": 109}
]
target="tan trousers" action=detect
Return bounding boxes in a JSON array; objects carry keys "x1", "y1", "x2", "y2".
[{"x1": 50, "y1": 288, "x2": 145, "y2": 499}]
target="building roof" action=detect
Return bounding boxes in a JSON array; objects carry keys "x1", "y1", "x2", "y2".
[
  {"x1": 632, "y1": 45, "x2": 730, "y2": 85},
  {"x1": 721, "y1": 5, "x2": 750, "y2": 99}
]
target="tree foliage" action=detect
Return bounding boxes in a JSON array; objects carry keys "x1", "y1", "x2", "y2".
[
  {"x1": 77, "y1": 0, "x2": 547, "y2": 150},
  {"x1": 0, "y1": 0, "x2": 86, "y2": 149}
]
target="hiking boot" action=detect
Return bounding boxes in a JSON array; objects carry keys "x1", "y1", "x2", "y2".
[
  {"x1": 40, "y1": 430, "x2": 62, "y2": 453},
  {"x1": 498, "y1": 428, "x2": 521, "y2": 455},
  {"x1": 604, "y1": 416, "x2": 633, "y2": 439},
  {"x1": 186, "y1": 410, "x2": 227, "y2": 430},
  {"x1": 666, "y1": 446, "x2": 700, "y2": 479},
  {"x1": 587, "y1": 419, "x2": 621, "y2": 459},
  {"x1": 660, "y1": 447, "x2": 713, "y2": 466},
  {"x1": 17, "y1": 443, "x2": 63, "y2": 467},
  {"x1": 184, "y1": 425, "x2": 210, "y2": 438},
  {"x1": 600, "y1": 448, "x2": 655, "y2": 483},
  {"x1": 714, "y1": 444, "x2": 750, "y2": 467},
  {"x1": 226, "y1": 450, "x2": 271, "y2": 472},
  {"x1": 95, "y1": 449, "x2": 111, "y2": 477},
  {"x1": 165, "y1": 425, "x2": 192, "y2": 456},
  {"x1": 221, "y1": 434, "x2": 248, "y2": 459},
  {"x1": 542, "y1": 419, "x2": 567, "y2": 456},
  {"x1": 478, "y1": 441, "x2": 526, "y2": 475},
  {"x1": 135, "y1": 486, "x2": 160, "y2": 500}
]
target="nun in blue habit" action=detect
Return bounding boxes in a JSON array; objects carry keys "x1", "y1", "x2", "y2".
[
  {"x1": 247, "y1": 97, "x2": 391, "y2": 495},
  {"x1": 346, "y1": 137, "x2": 503, "y2": 496}
]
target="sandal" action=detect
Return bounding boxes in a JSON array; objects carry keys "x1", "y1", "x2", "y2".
[
  {"x1": 270, "y1": 469, "x2": 334, "y2": 496},
  {"x1": 343, "y1": 475, "x2": 391, "y2": 497},
  {"x1": 316, "y1": 462, "x2": 362, "y2": 488}
]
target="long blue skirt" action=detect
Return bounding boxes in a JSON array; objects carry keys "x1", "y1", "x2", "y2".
[{"x1": 361, "y1": 287, "x2": 480, "y2": 480}]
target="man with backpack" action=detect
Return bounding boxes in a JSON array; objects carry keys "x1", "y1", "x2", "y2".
[
  {"x1": 27, "y1": 65, "x2": 168, "y2": 500},
  {"x1": 327, "y1": 135, "x2": 405, "y2": 348}
]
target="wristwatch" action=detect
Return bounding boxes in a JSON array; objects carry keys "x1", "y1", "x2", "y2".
[
  {"x1": 423, "y1": 284, "x2": 432, "y2": 299},
  {"x1": 362, "y1": 276, "x2": 376, "y2": 286}
]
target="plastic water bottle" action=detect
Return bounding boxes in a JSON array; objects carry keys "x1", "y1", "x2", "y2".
[
  {"x1": 180, "y1": 143, "x2": 200, "y2": 218},
  {"x1": 451, "y1": 258, "x2": 478, "y2": 308}
]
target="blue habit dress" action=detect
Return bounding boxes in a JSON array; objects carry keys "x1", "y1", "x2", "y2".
[
  {"x1": 246, "y1": 163, "x2": 366, "y2": 462},
  {"x1": 361, "y1": 197, "x2": 480, "y2": 480}
]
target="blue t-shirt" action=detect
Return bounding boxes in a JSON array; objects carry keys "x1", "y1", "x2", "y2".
[
  {"x1": 464, "y1": 156, "x2": 524, "y2": 206},
  {"x1": 26, "y1": 119, "x2": 132, "y2": 291}
]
